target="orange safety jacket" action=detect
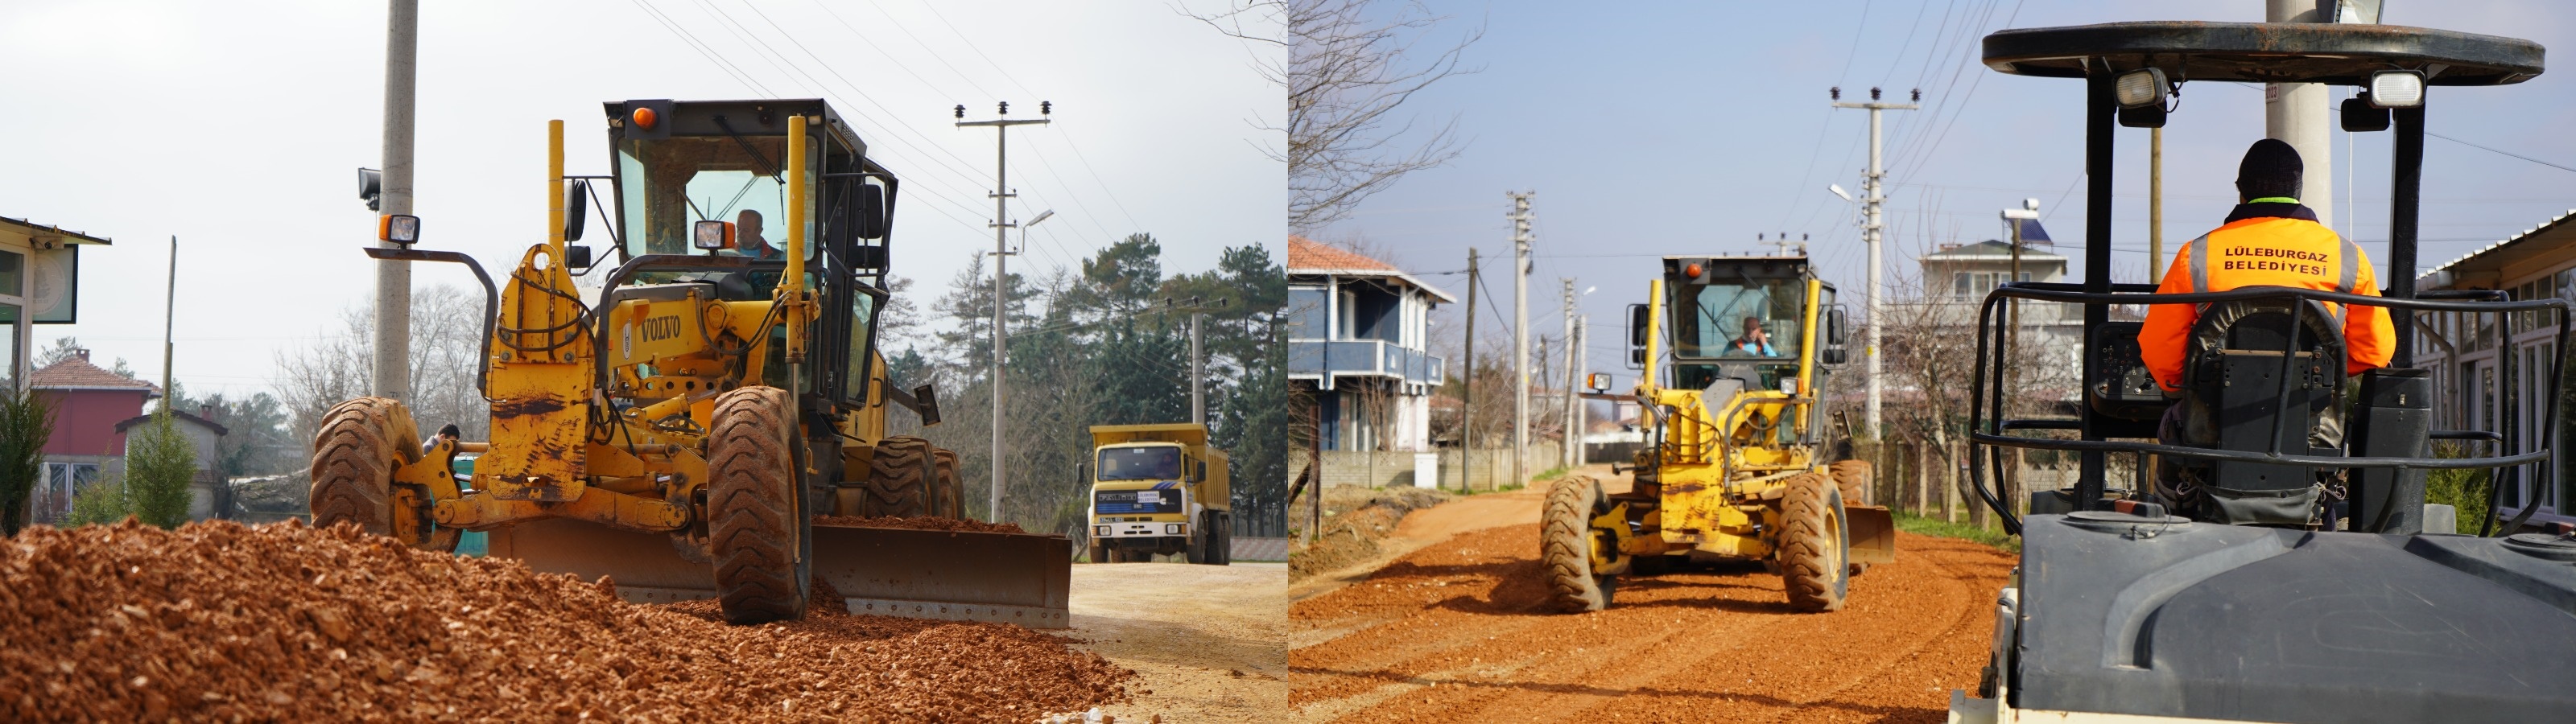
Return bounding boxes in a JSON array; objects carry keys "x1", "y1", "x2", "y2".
[{"x1": 2138, "y1": 203, "x2": 2395, "y2": 393}]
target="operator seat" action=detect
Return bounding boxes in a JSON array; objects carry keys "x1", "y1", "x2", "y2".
[{"x1": 2166, "y1": 295, "x2": 2350, "y2": 526}]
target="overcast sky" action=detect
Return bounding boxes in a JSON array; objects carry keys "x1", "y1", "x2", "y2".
[
  {"x1": 1310, "y1": 1, "x2": 2576, "y2": 387},
  {"x1": 0, "y1": 0, "x2": 1282, "y2": 400}
]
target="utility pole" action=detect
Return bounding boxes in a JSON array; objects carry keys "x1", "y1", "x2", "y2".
[
  {"x1": 1560, "y1": 278, "x2": 1578, "y2": 470},
  {"x1": 372, "y1": 0, "x2": 418, "y2": 401},
  {"x1": 160, "y1": 237, "x2": 177, "y2": 414},
  {"x1": 1462, "y1": 249, "x2": 1479, "y2": 492},
  {"x1": 1506, "y1": 192, "x2": 1534, "y2": 489},
  {"x1": 2266, "y1": 0, "x2": 2339, "y2": 226},
  {"x1": 958, "y1": 101, "x2": 1050, "y2": 523},
  {"x1": 1574, "y1": 315, "x2": 1587, "y2": 467},
  {"x1": 2151, "y1": 127, "x2": 2165, "y2": 281},
  {"x1": 1831, "y1": 87, "x2": 1917, "y2": 441},
  {"x1": 1190, "y1": 311, "x2": 1205, "y2": 422}
]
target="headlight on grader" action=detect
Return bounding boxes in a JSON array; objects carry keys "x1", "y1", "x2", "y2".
[{"x1": 378, "y1": 214, "x2": 420, "y2": 245}]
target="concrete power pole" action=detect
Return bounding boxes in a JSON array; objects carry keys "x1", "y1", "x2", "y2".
[
  {"x1": 1831, "y1": 87, "x2": 1916, "y2": 440},
  {"x1": 1190, "y1": 311, "x2": 1205, "y2": 423},
  {"x1": 1506, "y1": 192, "x2": 1534, "y2": 489},
  {"x1": 1575, "y1": 314, "x2": 1587, "y2": 467},
  {"x1": 1560, "y1": 278, "x2": 1578, "y2": 470},
  {"x1": 1461, "y1": 249, "x2": 1479, "y2": 492},
  {"x1": 2266, "y1": 0, "x2": 2338, "y2": 226},
  {"x1": 958, "y1": 101, "x2": 1050, "y2": 523},
  {"x1": 372, "y1": 0, "x2": 418, "y2": 401}
]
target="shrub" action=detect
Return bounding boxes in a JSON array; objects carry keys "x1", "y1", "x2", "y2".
[
  {"x1": 0, "y1": 387, "x2": 54, "y2": 534},
  {"x1": 64, "y1": 473, "x2": 128, "y2": 527},
  {"x1": 2425, "y1": 442, "x2": 2491, "y2": 536},
  {"x1": 124, "y1": 412, "x2": 199, "y2": 529}
]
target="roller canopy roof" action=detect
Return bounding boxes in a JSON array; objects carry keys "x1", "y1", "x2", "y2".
[{"x1": 1984, "y1": 21, "x2": 2542, "y2": 86}]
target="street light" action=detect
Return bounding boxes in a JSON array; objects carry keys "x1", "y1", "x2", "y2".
[
  {"x1": 1018, "y1": 209, "x2": 1054, "y2": 253},
  {"x1": 1828, "y1": 183, "x2": 1856, "y2": 204}
]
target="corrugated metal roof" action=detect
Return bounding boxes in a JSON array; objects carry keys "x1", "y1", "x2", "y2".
[{"x1": 2419, "y1": 208, "x2": 2576, "y2": 281}]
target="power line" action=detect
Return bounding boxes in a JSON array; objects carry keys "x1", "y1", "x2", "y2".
[{"x1": 2429, "y1": 131, "x2": 2576, "y2": 175}]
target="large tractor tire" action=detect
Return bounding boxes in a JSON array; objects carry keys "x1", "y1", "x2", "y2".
[
  {"x1": 309, "y1": 397, "x2": 453, "y2": 551},
  {"x1": 1829, "y1": 459, "x2": 1875, "y2": 506},
  {"x1": 929, "y1": 447, "x2": 964, "y2": 519},
  {"x1": 1779, "y1": 472, "x2": 1852, "y2": 612},
  {"x1": 706, "y1": 386, "x2": 807, "y2": 624},
  {"x1": 1542, "y1": 476, "x2": 1616, "y2": 612},
  {"x1": 1828, "y1": 459, "x2": 1876, "y2": 577},
  {"x1": 859, "y1": 436, "x2": 939, "y2": 517}
]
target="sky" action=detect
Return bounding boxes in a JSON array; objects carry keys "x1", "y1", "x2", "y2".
[
  {"x1": 0, "y1": 0, "x2": 1282, "y2": 401},
  {"x1": 1308, "y1": 0, "x2": 2576, "y2": 389}
]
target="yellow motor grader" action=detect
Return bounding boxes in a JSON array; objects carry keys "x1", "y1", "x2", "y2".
[
  {"x1": 310, "y1": 99, "x2": 1067, "y2": 627},
  {"x1": 1543, "y1": 253, "x2": 1894, "y2": 612}
]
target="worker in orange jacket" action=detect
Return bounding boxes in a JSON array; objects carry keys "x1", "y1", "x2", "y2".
[{"x1": 2139, "y1": 138, "x2": 2396, "y2": 396}]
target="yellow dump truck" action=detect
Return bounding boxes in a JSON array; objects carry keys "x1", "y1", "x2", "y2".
[{"x1": 1083, "y1": 423, "x2": 1231, "y2": 564}]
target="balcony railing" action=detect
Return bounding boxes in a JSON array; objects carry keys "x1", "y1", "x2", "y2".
[{"x1": 1288, "y1": 339, "x2": 1445, "y2": 388}]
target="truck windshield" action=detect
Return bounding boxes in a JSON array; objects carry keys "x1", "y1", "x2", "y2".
[
  {"x1": 615, "y1": 134, "x2": 819, "y2": 258},
  {"x1": 1096, "y1": 446, "x2": 1182, "y2": 481},
  {"x1": 1674, "y1": 279, "x2": 1806, "y2": 360}
]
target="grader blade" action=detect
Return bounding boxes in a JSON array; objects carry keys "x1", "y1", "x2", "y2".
[
  {"x1": 1846, "y1": 504, "x2": 1897, "y2": 565},
  {"x1": 486, "y1": 520, "x2": 1072, "y2": 628},
  {"x1": 812, "y1": 523, "x2": 1073, "y2": 629},
  {"x1": 486, "y1": 518, "x2": 715, "y2": 602}
]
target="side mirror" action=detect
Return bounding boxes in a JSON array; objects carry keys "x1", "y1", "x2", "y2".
[
  {"x1": 2342, "y1": 94, "x2": 2392, "y2": 132},
  {"x1": 563, "y1": 179, "x2": 589, "y2": 242},
  {"x1": 853, "y1": 184, "x2": 889, "y2": 240},
  {"x1": 912, "y1": 383, "x2": 940, "y2": 426},
  {"x1": 693, "y1": 220, "x2": 734, "y2": 250},
  {"x1": 1627, "y1": 303, "x2": 1649, "y2": 368},
  {"x1": 1076, "y1": 463, "x2": 1091, "y2": 490},
  {"x1": 566, "y1": 245, "x2": 594, "y2": 271},
  {"x1": 1821, "y1": 306, "x2": 1851, "y2": 365},
  {"x1": 1197, "y1": 460, "x2": 1208, "y2": 481}
]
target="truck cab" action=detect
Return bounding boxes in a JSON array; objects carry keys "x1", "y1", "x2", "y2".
[{"x1": 1084, "y1": 423, "x2": 1232, "y2": 564}]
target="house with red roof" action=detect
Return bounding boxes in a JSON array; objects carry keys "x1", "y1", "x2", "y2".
[
  {"x1": 26, "y1": 349, "x2": 159, "y2": 521},
  {"x1": 1286, "y1": 237, "x2": 1455, "y2": 453}
]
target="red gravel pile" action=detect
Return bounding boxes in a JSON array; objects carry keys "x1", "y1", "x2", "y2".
[
  {"x1": 815, "y1": 515, "x2": 1030, "y2": 534},
  {"x1": 0, "y1": 519, "x2": 1129, "y2": 722}
]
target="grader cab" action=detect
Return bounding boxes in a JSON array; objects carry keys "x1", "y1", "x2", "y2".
[
  {"x1": 311, "y1": 99, "x2": 1069, "y2": 627},
  {"x1": 1953, "y1": 22, "x2": 2576, "y2": 723},
  {"x1": 1542, "y1": 253, "x2": 1894, "y2": 614}
]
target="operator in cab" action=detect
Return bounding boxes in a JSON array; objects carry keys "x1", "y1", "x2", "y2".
[
  {"x1": 1730, "y1": 316, "x2": 1781, "y2": 357},
  {"x1": 2138, "y1": 139, "x2": 2395, "y2": 437}
]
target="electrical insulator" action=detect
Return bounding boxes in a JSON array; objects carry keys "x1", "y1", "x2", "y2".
[
  {"x1": 998, "y1": 101, "x2": 1009, "y2": 115},
  {"x1": 1911, "y1": 88, "x2": 1922, "y2": 102},
  {"x1": 1831, "y1": 86, "x2": 1841, "y2": 101},
  {"x1": 954, "y1": 104, "x2": 965, "y2": 119},
  {"x1": 1041, "y1": 101, "x2": 1052, "y2": 115},
  {"x1": 1871, "y1": 87, "x2": 1882, "y2": 101}
]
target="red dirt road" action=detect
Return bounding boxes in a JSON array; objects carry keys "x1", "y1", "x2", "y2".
[{"x1": 1290, "y1": 476, "x2": 2017, "y2": 723}]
